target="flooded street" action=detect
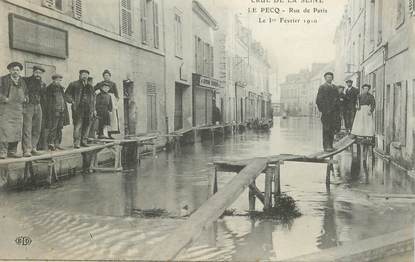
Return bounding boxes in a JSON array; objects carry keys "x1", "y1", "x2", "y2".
[{"x1": 0, "y1": 117, "x2": 414, "y2": 261}]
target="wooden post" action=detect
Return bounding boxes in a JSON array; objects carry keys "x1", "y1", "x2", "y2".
[
  {"x1": 213, "y1": 166, "x2": 218, "y2": 194},
  {"x1": 326, "y1": 162, "x2": 331, "y2": 192},
  {"x1": 264, "y1": 166, "x2": 273, "y2": 211},
  {"x1": 273, "y1": 162, "x2": 281, "y2": 203},
  {"x1": 249, "y1": 181, "x2": 256, "y2": 212}
]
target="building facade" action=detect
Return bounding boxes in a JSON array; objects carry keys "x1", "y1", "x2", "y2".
[
  {"x1": 1, "y1": 0, "x2": 166, "y2": 147},
  {"x1": 334, "y1": 0, "x2": 415, "y2": 169}
]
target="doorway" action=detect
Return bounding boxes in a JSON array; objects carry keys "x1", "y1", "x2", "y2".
[{"x1": 174, "y1": 84, "x2": 183, "y2": 131}]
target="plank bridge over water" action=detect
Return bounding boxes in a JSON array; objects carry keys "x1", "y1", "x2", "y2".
[{"x1": 145, "y1": 135, "x2": 356, "y2": 260}]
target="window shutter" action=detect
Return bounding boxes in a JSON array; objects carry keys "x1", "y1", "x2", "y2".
[
  {"x1": 120, "y1": 0, "x2": 132, "y2": 36},
  {"x1": 210, "y1": 45, "x2": 214, "y2": 78},
  {"x1": 140, "y1": 0, "x2": 147, "y2": 44},
  {"x1": 73, "y1": 0, "x2": 82, "y2": 20},
  {"x1": 153, "y1": 1, "x2": 159, "y2": 48},
  {"x1": 410, "y1": 0, "x2": 415, "y2": 15},
  {"x1": 42, "y1": 0, "x2": 55, "y2": 9}
]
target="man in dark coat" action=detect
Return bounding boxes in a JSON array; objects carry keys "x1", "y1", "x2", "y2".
[
  {"x1": 316, "y1": 72, "x2": 340, "y2": 152},
  {"x1": 0, "y1": 62, "x2": 28, "y2": 159},
  {"x1": 22, "y1": 65, "x2": 46, "y2": 157},
  {"x1": 45, "y1": 74, "x2": 70, "y2": 151},
  {"x1": 343, "y1": 79, "x2": 359, "y2": 132},
  {"x1": 65, "y1": 70, "x2": 96, "y2": 148}
]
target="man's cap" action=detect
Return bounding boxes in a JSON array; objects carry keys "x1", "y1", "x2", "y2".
[
  {"x1": 88, "y1": 77, "x2": 93, "y2": 81},
  {"x1": 324, "y1": 72, "x2": 334, "y2": 77},
  {"x1": 102, "y1": 69, "x2": 111, "y2": 76},
  {"x1": 33, "y1": 65, "x2": 45, "y2": 73},
  {"x1": 345, "y1": 79, "x2": 353, "y2": 83},
  {"x1": 7, "y1": 62, "x2": 23, "y2": 70},
  {"x1": 51, "y1": 73, "x2": 63, "y2": 80},
  {"x1": 362, "y1": 84, "x2": 371, "y2": 89},
  {"x1": 79, "y1": 69, "x2": 90, "y2": 75}
]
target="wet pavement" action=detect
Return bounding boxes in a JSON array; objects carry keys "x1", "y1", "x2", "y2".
[{"x1": 0, "y1": 117, "x2": 414, "y2": 261}]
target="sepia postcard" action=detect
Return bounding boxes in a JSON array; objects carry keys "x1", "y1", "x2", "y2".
[{"x1": 0, "y1": 0, "x2": 414, "y2": 261}]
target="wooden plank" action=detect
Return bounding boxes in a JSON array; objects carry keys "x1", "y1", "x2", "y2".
[
  {"x1": 306, "y1": 135, "x2": 355, "y2": 160},
  {"x1": 92, "y1": 167, "x2": 123, "y2": 172},
  {"x1": 0, "y1": 143, "x2": 116, "y2": 166},
  {"x1": 144, "y1": 158, "x2": 269, "y2": 261}
]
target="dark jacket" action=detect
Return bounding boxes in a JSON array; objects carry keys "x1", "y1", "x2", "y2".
[
  {"x1": 95, "y1": 80, "x2": 119, "y2": 99},
  {"x1": 96, "y1": 92, "x2": 113, "y2": 126},
  {"x1": 23, "y1": 75, "x2": 46, "y2": 105},
  {"x1": 316, "y1": 83, "x2": 340, "y2": 115},
  {"x1": 64, "y1": 80, "x2": 96, "y2": 122},
  {"x1": 358, "y1": 93, "x2": 376, "y2": 113},
  {"x1": 44, "y1": 83, "x2": 70, "y2": 129},
  {"x1": 343, "y1": 86, "x2": 359, "y2": 110}
]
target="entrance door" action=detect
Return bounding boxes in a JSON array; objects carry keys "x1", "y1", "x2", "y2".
[{"x1": 174, "y1": 85, "x2": 183, "y2": 131}]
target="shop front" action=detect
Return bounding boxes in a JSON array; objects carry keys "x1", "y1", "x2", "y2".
[{"x1": 192, "y1": 74, "x2": 220, "y2": 127}]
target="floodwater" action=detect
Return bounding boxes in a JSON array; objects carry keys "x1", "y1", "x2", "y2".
[{"x1": 0, "y1": 117, "x2": 414, "y2": 261}]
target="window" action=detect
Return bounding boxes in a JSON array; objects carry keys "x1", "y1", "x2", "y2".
[
  {"x1": 396, "y1": 0, "x2": 405, "y2": 28},
  {"x1": 393, "y1": 82, "x2": 407, "y2": 144},
  {"x1": 377, "y1": 0, "x2": 383, "y2": 45},
  {"x1": 73, "y1": 0, "x2": 82, "y2": 20},
  {"x1": 369, "y1": 0, "x2": 375, "y2": 43},
  {"x1": 42, "y1": 0, "x2": 63, "y2": 11},
  {"x1": 120, "y1": 0, "x2": 132, "y2": 36},
  {"x1": 174, "y1": 13, "x2": 183, "y2": 57},
  {"x1": 147, "y1": 83, "x2": 157, "y2": 131},
  {"x1": 140, "y1": 0, "x2": 147, "y2": 44},
  {"x1": 153, "y1": 1, "x2": 159, "y2": 48}
]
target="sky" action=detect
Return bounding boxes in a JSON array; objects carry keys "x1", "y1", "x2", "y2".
[{"x1": 207, "y1": 0, "x2": 348, "y2": 82}]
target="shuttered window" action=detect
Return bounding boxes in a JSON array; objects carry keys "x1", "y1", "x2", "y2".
[
  {"x1": 209, "y1": 45, "x2": 214, "y2": 77},
  {"x1": 204, "y1": 43, "x2": 209, "y2": 76},
  {"x1": 147, "y1": 83, "x2": 157, "y2": 131},
  {"x1": 73, "y1": 0, "x2": 82, "y2": 20},
  {"x1": 410, "y1": 0, "x2": 415, "y2": 15},
  {"x1": 140, "y1": 0, "x2": 148, "y2": 44},
  {"x1": 153, "y1": 1, "x2": 159, "y2": 48},
  {"x1": 120, "y1": 0, "x2": 132, "y2": 36}
]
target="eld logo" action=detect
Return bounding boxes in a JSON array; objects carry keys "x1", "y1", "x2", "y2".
[{"x1": 15, "y1": 236, "x2": 32, "y2": 246}]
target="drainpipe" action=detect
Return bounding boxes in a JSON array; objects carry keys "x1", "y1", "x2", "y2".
[{"x1": 161, "y1": 0, "x2": 169, "y2": 143}]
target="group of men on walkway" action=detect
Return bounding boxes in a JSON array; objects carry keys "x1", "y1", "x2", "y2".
[
  {"x1": 316, "y1": 72, "x2": 359, "y2": 152},
  {"x1": 0, "y1": 62, "x2": 119, "y2": 159}
]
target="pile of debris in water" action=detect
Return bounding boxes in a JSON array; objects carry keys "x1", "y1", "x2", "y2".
[{"x1": 222, "y1": 193, "x2": 302, "y2": 222}]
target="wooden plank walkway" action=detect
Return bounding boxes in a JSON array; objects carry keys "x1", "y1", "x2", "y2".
[{"x1": 0, "y1": 142, "x2": 117, "y2": 166}]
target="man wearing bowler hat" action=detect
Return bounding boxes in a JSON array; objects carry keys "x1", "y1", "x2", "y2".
[
  {"x1": 65, "y1": 69, "x2": 96, "y2": 148},
  {"x1": 316, "y1": 72, "x2": 340, "y2": 152},
  {"x1": 22, "y1": 65, "x2": 46, "y2": 157},
  {"x1": 0, "y1": 62, "x2": 28, "y2": 158},
  {"x1": 343, "y1": 79, "x2": 359, "y2": 133}
]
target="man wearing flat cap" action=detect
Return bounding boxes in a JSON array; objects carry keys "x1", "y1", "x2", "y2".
[
  {"x1": 44, "y1": 74, "x2": 70, "y2": 151},
  {"x1": 343, "y1": 79, "x2": 359, "y2": 133},
  {"x1": 0, "y1": 62, "x2": 28, "y2": 158},
  {"x1": 22, "y1": 65, "x2": 46, "y2": 157},
  {"x1": 65, "y1": 69, "x2": 96, "y2": 148},
  {"x1": 316, "y1": 72, "x2": 340, "y2": 152}
]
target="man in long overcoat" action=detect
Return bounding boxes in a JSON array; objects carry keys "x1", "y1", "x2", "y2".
[
  {"x1": 316, "y1": 72, "x2": 340, "y2": 152},
  {"x1": 343, "y1": 79, "x2": 359, "y2": 132},
  {"x1": 0, "y1": 62, "x2": 28, "y2": 158},
  {"x1": 65, "y1": 70, "x2": 96, "y2": 148},
  {"x1": 22, "y1": 65, "x2": 46, "y2": 157},
  {"x1": 44, "y1": 74, "x2": 70, "y2": 150}
]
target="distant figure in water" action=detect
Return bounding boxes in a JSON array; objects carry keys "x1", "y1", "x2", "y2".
[{"x1": 351, "y1": 84, "x2": 375, "y2": 161}]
